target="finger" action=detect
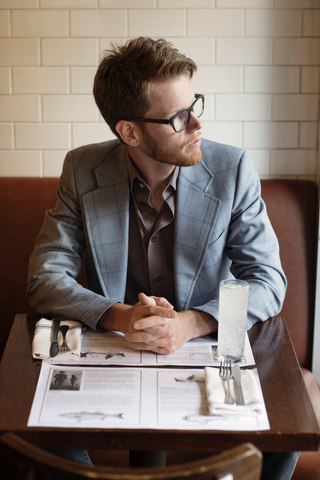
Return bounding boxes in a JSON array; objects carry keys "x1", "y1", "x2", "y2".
[
  {"x1": 129, "y1": 323, "x2": 173, "y2": 339},
  {"x1": 138, "y1": 292, "x2": 156, "y2": 306},
  {"x1": 142, "y1": 325, "x2": 173, "y2": 339},
  {"x1": 125, "y1": 328, "x2": 174, "y2": 347},
  {"x1": 133, "y1": 310, "x2": 175, "y2": 331},
  {"x1": 152, "y1": 296, "x2": 174, "y2": 309},
  {"x1": 139, "y1": 293, "x2": 174, "y2": 310}
]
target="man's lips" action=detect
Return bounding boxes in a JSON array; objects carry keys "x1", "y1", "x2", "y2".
[{"x1": 187, "y1": 136, "x2": 201, "y2": 148}]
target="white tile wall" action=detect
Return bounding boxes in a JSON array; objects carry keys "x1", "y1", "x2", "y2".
[
  {"x1": 0, "y1": 1, "x2": 318, "y2": 183},
  {"x1": 11, "y1": 10, "x2": 69, "y2": 38},
  {"x1": 246, "y1": 9, "x2": 302, "y2": 37},
  {"x1": 12, "y1": 67, "x2": 69, "y2": 94},
  {"x1": 129, "y1": 9, "x2": 186, "y2": 37},
  {"x1": 272, "y1": 95, "x2": 319, "y2": 121},
  {"x1": 244, "y1": 66, "x2": 300, "y2": 93}
]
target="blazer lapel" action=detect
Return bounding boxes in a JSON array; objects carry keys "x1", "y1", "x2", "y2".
[
  {"x1": 82, "y1": 146, "x2": 129, "y2": 301},
  {"x1": 174, "y1": 162, "x2": 221, "y2": 311}
]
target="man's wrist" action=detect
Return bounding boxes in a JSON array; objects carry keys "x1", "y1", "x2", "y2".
[
  {"x1": 98, "y1": 303, "x2": 131, "y2": 332},
  {"x1": 177, "y1": 309, "x2": 217, "y2": 342}
]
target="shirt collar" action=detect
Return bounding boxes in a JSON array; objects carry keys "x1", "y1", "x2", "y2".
[{"x1": 126, "y1": 149, "x2": 179, "y2": 193}]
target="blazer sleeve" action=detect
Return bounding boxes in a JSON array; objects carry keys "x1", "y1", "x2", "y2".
[
  {"x1": 26, "y1": 151, "x2": 117, "y2": 330},
  {"x1": 191, "y1": 151, "x2": 287, "y2": 330}
]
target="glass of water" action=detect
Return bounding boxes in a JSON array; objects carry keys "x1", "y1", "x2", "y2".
[{"x1": 217, "y1": 279, "x2": 249, "y2": 363}]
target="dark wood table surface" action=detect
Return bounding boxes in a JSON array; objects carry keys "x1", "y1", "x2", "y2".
[{"x1": 0, "y1": 314, "x2": 319, "y2": 453}]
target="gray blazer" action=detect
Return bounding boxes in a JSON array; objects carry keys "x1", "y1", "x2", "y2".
[{"x1": 27, "y1": 138, "x2": 286, "y2": 331}]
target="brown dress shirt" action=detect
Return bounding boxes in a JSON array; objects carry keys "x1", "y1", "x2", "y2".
[{"x1": 125, "y1": 155, "x2": 179, "y2": 308}]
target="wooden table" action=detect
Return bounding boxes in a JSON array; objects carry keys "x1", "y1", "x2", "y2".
[{"x1": 0, "y1": 314, "x2": 319, "y2": 454}]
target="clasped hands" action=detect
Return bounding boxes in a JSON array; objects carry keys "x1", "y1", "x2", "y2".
[
  {"x1": 124, "y1": 292, "x2": 186, "y2": 355},
  {"x1": 99, "y1": 292, "x2": 217, "y2": 355}
]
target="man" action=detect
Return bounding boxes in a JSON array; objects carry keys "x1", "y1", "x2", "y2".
[
  {"x1": 27, "y1": 37, "x2": 297, "y2": 478},
  {"x1": 27, "y1": 37, "x2": 286, "y2": 353}
]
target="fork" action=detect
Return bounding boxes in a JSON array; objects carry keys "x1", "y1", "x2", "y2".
[
  {"x1": 219, "y1": 358, "x2": 234, "y2": 404},
  {"x1": 59, "y1": 325, "x2": 71, "y2": 353}
]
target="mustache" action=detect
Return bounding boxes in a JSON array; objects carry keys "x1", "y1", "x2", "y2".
[{"x1": 185, "y1": 132, "x2": 202, "y2": 148}]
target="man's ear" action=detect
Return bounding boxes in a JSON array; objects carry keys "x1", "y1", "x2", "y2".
[{"x1": 115, "y1": 120, "x2": 141, "y2": 146}]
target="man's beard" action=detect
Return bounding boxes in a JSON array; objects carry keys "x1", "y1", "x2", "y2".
[{"x1": 142, "y1": 130, "x2": 202, "y2": 167}]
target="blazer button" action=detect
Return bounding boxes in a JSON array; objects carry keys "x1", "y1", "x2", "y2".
[{"x1": 155, "y1": 277, "x2": 161, "y2": 283}]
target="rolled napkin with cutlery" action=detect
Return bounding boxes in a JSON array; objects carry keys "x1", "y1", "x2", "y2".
[
  {"x1": 32, "y1": 318, "x2": 84, "y2": 361},
  {"x1": 204, "y1": 366, "x2": 264, "y2": 416}
]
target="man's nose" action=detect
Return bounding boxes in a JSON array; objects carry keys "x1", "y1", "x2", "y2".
[{"x1": 187, "y1": 111, "x2": 202, "y2": 132}]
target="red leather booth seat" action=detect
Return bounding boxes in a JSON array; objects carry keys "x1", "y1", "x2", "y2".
[{"x1": 261, "y1": 180, "x2": 318, "y2": 371}]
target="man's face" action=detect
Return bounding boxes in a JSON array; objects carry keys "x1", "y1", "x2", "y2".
[{"x1": 137, "y1": 75, "x2": 203, "y2": 168}]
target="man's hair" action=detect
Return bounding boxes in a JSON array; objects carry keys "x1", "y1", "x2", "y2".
[{"x1": 93, "y1": 37, "x2": 197, "y2": 139}]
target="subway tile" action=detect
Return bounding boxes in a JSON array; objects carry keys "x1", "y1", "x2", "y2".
[
  {"x1": 100, "y1": 0, "x2": 155, "y2": 6},
  {"x1": 0, "y1": 39, "x2": 39, "y2": 66},
  {"x1": 0, "y1": 10, "x2": 10, "y2": 37},
  {"x1": 244, "y1": 66, "x2": 300, "y2": 93},
  {"x1": 0, "y1": 123, "x2": 13, "y2": 149},
  {"x1": 166, "y1": 38, "x2": 215, "y2": 66},
  {"x1": 303, "y1": 9, "x2": 320, "y2": 37},
  {"x1": 0, "y1": 67, "x2": 11, "y2": 94},
  {"x1": 217, "y1": 38, "x2": 273, "y2": 65},
  {"x1": 246, "y1": 149, "x2": 270, "y2": 176},
  {"x1": 159, "y1": 0, "x2": 213, "y2": 7},
  {"x1": 188, "y1": 9, "x2": 244, "y2": 37},
  {"x1": 216, "y1": 94, "x2": 271, "y2": 121},
  {"x1": 12, "y1": 10, "x2": 69, "y2": 38},
  {"x1": 71, "y1": 67, "x2": 96, "y2": 94},
  {"x1": 13, "y1": 67, "x2": 69, "y2": 94},
  {"x1": 246, "y1": 9, "x2": 301, "y2": 37},
  {"x1": 243, "y1": 122, "x2": 299, "y2": 149},
  {"x1": 275, "y1": 0, "x2": 320, "y2": 7},
  {"x1": 299, "y1": 122, "x2": 318, "y2": 149},
  {"x1": 41, "y1": 0, "x2": 96, "y2": 7},
  {"x1": 43, "y1": 151, "x2": 66, "y2": 178},
  {"x1": 71, "y1": 10, "x2": 127, "y2": 37},
  {"x1": 0, "y1": 0, "x2": 38, "y2": 7},
  {"x1": 42, "y1": 39, "x2": 98, "y2": 66},
  {"x1": 42, "y1": 95, "x2": 98, "y2": 122},
  {"x1": 0, "y1": 96, "x2": 40, "y2": 122},
  {"x1": 201, "y1": 122, "x2": 242, "y2": 148},
  {"x1": 72, "y1": 123, "x2": 116, "y2": 149},
  {"x1": 272, "y1": 95, "x2": 319, "y2": 121},
  {"x1": 191, "y1": 66, "x2": 243, "y2": 93},
  {"x1": 270, "y1": 149, "x2": 317, "y2": 176},
  {"x1": 274, "y1": 39, "x2": 320, "y2": 66},
  {"x1": 218, "y1": 0, "x2": 273, "y2": 5},
  {"x1": 15, "y1": 123, "x2": 70, "y2": 150},
  {"x1": 129, "y1": 9, "x2": 185, "y2": 37},
  {"x1": 301, "y1": 67, "x2": 320, "y2": 93},
  {"x1": 252, "y1": 68, "x2": 301, "y2": 96},
  {"x1": 0, "y1": 151, "x2": 42, "y2": 177}
]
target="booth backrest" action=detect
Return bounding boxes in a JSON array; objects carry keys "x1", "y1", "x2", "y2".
[
  {"x1": 0, "y1": 177, "x2": 318, "y2": 368},
  {"x1": 0, "y1": 178, "x2": 60, "y2": 359},
  {"x1": 261, "y1": 180, "x2": 318, "y2": 370}
]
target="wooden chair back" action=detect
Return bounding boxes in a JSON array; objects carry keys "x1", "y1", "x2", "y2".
[{"x1": 0, "y1": 433, "x2": 262, "y2": 480}]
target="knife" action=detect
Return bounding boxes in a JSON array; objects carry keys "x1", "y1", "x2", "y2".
[
  {"x1": 50, "y1": 319, "x2": 60, "y2": 357},
  {"x1": 232, "y1": 363, "x2": 245, "y2": 405}
]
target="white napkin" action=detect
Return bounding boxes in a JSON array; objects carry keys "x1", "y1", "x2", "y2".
[
  {"x1": 204, "y1": 366, "x2": 264, "y2": 416},
  {"x1": 32, "y1": 318, "x2": 84, "y2": 361}
]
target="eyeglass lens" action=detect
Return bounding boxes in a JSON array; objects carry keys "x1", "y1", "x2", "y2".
[{"x1": 174, "y1": 96, "x2": 204, "y2": 132}]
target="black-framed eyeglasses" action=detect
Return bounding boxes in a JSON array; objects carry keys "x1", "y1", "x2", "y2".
[{"x1": 130, "y1": 94, "x2": 205, "y2": 133}]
